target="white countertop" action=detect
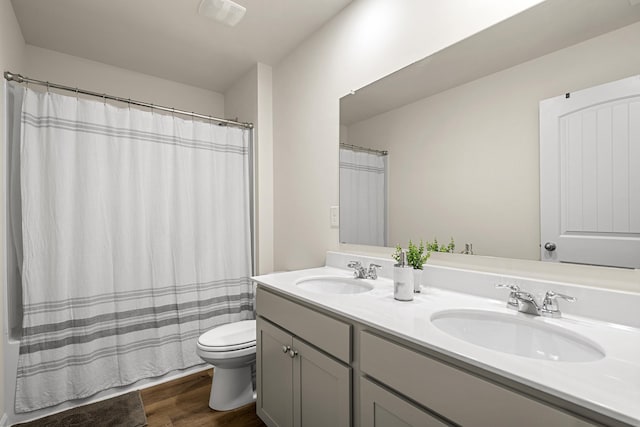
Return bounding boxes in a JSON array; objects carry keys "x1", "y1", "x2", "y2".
[{"x1": 252, "y1": 266, "x2": 640, "y2": 426}]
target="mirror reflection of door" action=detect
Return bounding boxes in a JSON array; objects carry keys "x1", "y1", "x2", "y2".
[
  {"x1": 540, "y1": 75, "x2": 640, "y2": 268},
  {"x1": 339, "y1": 143, "x2": 388, "y2": 246}
]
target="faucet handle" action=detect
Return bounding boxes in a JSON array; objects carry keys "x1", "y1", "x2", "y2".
[
  {"x1": 347, "y1": 260, "x2": 362, "y2": 268},
  {"x1": 496, "y1": 283, "x2": 520, "y2": 309},
  {"x1": 367, "y1": 263, "x2": 382, "y2": 279},
  {"x1": 347, "y1": 260, "x2": 366, "y2": 278},
  {"x1": 541, "y1": 290, "x2": 576, "y2": 318}
]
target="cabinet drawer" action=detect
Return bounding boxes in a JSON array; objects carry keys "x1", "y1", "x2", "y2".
[
  {"x1": 257, "y1": 287, "x2": 351, "y2": 363},
  {"x1": 360, "y1": 331, "x2": 594, "y2": 427},
  {"x1": 361, "y1": 378, "x2": 451, "y2": 427}
]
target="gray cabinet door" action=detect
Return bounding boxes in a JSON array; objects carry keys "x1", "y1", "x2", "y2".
[
  {"x1": 361, "y1": 378, "x2": 451, "y2": 427},
  {"x1": 293, "y1": 338, "x2": 351, "y2": 427},
  {"x1": 257, "y1": 318, "x2": 294, "y2": 427}
]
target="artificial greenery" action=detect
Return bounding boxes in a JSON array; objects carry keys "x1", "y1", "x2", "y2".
[
  {"x1": 391, "y1": 244, "x2": 403, "y2": 263},
  {"x1": 393, "y1": 237, "x2": 455, "y2": 268},
  {"x1": 392, "y1": 240, "x2": 430, "y2": 269},
  {"x1": 426, "y1": 237, "x2": 455, "y2": 253},
  {"x1": 407, "y1": 240, "x2": 430, "y2": 269}
]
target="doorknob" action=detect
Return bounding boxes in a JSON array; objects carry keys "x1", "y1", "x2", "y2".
[{"x1": 544, "y1": 242, "x2": 556, "y2": 252}]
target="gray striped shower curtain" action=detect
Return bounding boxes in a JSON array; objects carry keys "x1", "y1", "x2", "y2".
[
  {"x1": 339, "y1": 147, "x2": 387, "y2": 246},
  {"x1": 12, "y1": 86, "x2": 254, "y2": 412}
]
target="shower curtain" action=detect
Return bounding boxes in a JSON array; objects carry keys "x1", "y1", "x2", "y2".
[
  {"x1": 11, "y1": 85, "x2": 254, "y2": 412},
  {"x1": 339, "y1": 147, "x2": 387, "y2": 246}
]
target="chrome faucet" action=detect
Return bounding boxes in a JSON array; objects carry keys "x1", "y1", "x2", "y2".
[
  {"x1": 540, "y1": 291, "x2": 577, "y2": 318},
  {"x1": 460, "y1": 243, "x2": 474, "y2": 255},
  {"x1": 367, "y1": 263, "x2": 382, "y2": 280},
  {"x1": 347, "y1": 261, "x2": 381, "y2": 279},
  {"x1": 496, "y1": 284, "x2": 576, "y2": 318},
  {"x1": 495, "y1": 283, "x2": 520, "y2": 310},
  {"x1": 347, "y1": 261, "x2": 367, "y2": 278},
  {"x1": 513, "y1": 291, "x2": 541, "y2": 316}
]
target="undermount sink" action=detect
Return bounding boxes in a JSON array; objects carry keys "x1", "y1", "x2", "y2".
[
  {"x1": 295, "y1": 276, "x2": 374, "y2": 295},
  {"x1": 431, "y1": 309, "x2": 605, "y2": 362}
]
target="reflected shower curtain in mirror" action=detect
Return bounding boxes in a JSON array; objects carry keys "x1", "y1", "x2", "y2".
[
  {"x1": 339, "y1": 147, "x2": 387, "y2": 246},
  {"x1": 12, "y1": 86, "x2": 253, "y2": 412}
]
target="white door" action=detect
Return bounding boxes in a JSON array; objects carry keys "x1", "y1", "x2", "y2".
[{"x1": 540, "y1": 75, "x2": 640, "y2": 268}]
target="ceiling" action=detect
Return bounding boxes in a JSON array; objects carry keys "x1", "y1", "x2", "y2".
[
  {"x1": 341, "y1": 0, "x2": 640, "y2": 125},
  {"x1": 11, "y1": 0, "x2": 352, "y2": 93}
]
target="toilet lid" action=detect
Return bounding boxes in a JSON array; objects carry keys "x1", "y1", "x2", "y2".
[{"x1": 198, "y1": 319, "x2": 256, "y2": 350}]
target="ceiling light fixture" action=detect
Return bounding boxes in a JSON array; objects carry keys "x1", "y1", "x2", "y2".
[{"x1": 198, "y1": 0, "x2": 246, "y2": 27}]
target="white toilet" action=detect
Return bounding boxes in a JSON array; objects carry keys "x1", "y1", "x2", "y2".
[{"x1": 196, "y1": 319, "x2": 257, "y2": 411}]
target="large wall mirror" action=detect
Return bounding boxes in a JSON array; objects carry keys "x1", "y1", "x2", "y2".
[{"x1": 339, "y1": 0, "x2": 640, "y2": 266}]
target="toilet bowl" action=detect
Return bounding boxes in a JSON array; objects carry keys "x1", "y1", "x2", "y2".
[{"x1": 196, "y1": 319, "x2": 257, "y2": 411}]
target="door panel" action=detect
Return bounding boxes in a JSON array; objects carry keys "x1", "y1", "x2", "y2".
[
  {"x1": 540, "y1": 75, "x2": 640, "y2": 268},
  {"x1": 257, "y1": 318, "x2": 293, "y2": 427},
  {"x1": 292, "y1": 338, "x2": 351, "y2": 427}
]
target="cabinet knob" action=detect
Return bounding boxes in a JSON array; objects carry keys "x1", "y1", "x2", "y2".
[
  {"x1": 282, "y1": 345, "x2": 291, "y2": 353},
  {"x1": 289, "y1": 349, "x2": 299, "y2": 358}
]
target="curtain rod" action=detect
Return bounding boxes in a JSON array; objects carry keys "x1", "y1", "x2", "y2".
[
  {"x1": 340, "y1": 142, "x2": 388, "y2": 156},
  {"x1": 3, "y1": 71, "x2": 253, "y2": 130}
]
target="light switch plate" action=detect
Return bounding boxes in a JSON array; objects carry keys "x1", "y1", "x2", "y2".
[{"x1": 330, "y1": 206, "x2": 339, "y2": 228}]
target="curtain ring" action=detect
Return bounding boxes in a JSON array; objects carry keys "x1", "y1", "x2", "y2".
[
  {"x1": 102, "y1": 94, "x2": 106, "y2": 105},
  {"x1": 46, "y1": 82, "x2": 50, "y2": 93},
  {"x1": 128, "y1": 98, "x2": 131, "y2": 110},
  {"x1": 75, "y1": 88, "x2": 79, "y2": 101},
  {"x1": 172, "y1": 107, "x2": 175, "y2": 117}
]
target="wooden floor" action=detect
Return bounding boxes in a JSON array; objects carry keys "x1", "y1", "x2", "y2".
[{"x1": 141, "y1": 369, "x2": 266, "y2": 427}]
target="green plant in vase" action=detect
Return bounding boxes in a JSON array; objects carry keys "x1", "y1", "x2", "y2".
[
  {"x1": 426, "y1": 238, "x2": 440, "y2": 253},
  {"x1": 407, "y1": 240, "x2": 429, "y2": 293},
  {"x1": 426, "y1": 237, "x2": 455, "y2": 253},
  {"x1": 444, "y1": 237, "x2": 455, "y2": 253},
  {"x1": 406, "y1": 240, "x2": 430, "y2": 269}
]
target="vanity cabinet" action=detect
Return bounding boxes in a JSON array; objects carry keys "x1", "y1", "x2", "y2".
[
  {"x1": 255, "y1": 284, "x2": 612, "y2": 427},
  {"x1": 360, "y1": 331, "x2": 595, "y2": 427},
  {"x1": 256, "y1": 288, "x2": 351, "y2": 427}
]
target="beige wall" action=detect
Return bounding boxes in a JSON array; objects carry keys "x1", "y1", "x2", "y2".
[
  {"x1": 346, "y1": 21, "x2": 640, "y2": 261},
  {"x1": 24, "y1": 45, "x2": 225, "y2": 117},
  {"x1": 255, "y1": 64, "x2": 274, "y2": 274},
  {"x1": 272, "y1": 0, "x2": 546, "y2": 271},
  {"x1": 225, "y1": 63, "x2": 274, "y2": 275}
]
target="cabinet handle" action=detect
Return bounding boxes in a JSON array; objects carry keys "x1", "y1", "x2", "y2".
[
  {"x1": 289, "y1": 349, "x2": 299, "y2": 358},
  {"x1": 282, "y1": 345, "x2": 291, "y2": 353}
]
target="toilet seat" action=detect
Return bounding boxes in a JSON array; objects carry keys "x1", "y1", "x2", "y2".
[
  {"x1": 197, "y1": 319, "x2": 256, "y2": 352},
  {"x1": 197, "y1": 343, "x2": 256, "y2": 361}
]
